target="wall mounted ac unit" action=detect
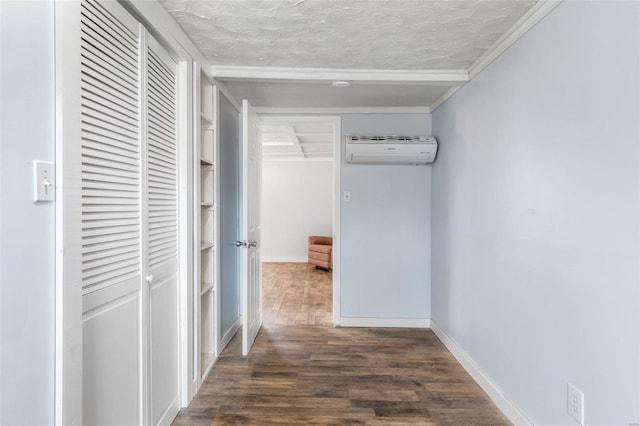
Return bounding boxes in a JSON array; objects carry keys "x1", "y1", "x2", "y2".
[{"x1": 345, "y1": 135, "x2": 438, "y2": 164}]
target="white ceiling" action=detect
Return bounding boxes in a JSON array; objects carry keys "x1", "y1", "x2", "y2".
[
  {"x1": 158, "y1": 0, "x2": 544, "y2": 109},
  {"x1": 262, "y1": 123, "x2": 333, "y2": 160}
]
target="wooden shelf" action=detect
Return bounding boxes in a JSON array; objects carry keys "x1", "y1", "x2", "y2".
[{"x1": 198, "y1": 68, "x2": 217, "y2": 389}]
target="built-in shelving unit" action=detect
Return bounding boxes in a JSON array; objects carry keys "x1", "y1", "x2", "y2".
[{"x1": 195, "y1": 67, "x2": 219, "y2": 383}]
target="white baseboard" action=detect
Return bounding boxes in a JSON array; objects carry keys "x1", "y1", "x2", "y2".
[
  {"x1": 156, "y1": 395, "x2": 180, "y2": 426},
  {"x1": 430, "y1": 320, "x2": 533, "y2": 426},
  {"x1": 188, "y1": 378, "x2": 197, "y2": 405},
  {"x1": 262, "y1": 257, "x2": 307, "y2": 263},
  {"x1": 339, "y1": 317, "x2": 431, "y2": 328},
  {"x1": 218, "y1": 317, "x2": 241, "y2": 356}
]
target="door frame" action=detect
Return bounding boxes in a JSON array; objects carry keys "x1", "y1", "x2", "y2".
[
  {"x1": 54, "y1": 1, "x2": 194, "y2": 423},
  {"x1": 257, "y1": 115, "x2": 342, "y2": 325},
  {"x1": 54, "y1": 2, "x2": 83, "y2": 423}
]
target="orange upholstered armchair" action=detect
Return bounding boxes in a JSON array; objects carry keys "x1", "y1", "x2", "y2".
[{"x1": 308, "y1": 236, "x2": 333, "y2": 270}]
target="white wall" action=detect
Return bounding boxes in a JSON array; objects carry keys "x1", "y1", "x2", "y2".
[
  {"x1": 431, "y1": 2, "x2": 639, "y2": 425},
  {"x1": 0, "y1": 1, "x2": 56, "y2": 424},
  {"x1": 340, "y1": 114, "x2": 431, "y2": 322},
  {"x1": 262, "y1": 161, "x2": 333, "y2": 262}
]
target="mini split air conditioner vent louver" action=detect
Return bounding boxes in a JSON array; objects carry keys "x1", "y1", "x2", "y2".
[
  {"x1": 345, "y1": 134, "x2": 438, "y2": 164},
  {"x1": 349, "y1": 135, "x2": 425, "y2": 143}
]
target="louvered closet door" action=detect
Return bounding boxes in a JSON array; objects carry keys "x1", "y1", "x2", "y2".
[
  {"x1": 79, "y1": 1, "x2": 181, "y2": 425},
  {"x1": 145, "y1": 35, "x2": 180, "y2": 426},
  {"x1": 80, "y1": 1, "x2": 143, "y2": 425}
]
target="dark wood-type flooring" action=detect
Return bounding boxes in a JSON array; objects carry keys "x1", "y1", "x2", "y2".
[{"x1": 173, "y1": 263, "x2": 510, "y2": 425}]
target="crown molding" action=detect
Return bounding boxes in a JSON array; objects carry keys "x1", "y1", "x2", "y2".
[
  {"x1": 428, "y1": 86, "x2": 463, "y2": 113},
  {"x1": 124, "y1": 0, "x2": 208, "y2": 66},
  {"x1": 255, "y1": 106, "x2": 431, "y2": 115},
  {"x1": 429, "y1": 0, "x2": 563, "y2": 112},
  {"x1": 208, "y1": 65, "x2": 469, "y2": 85},
  {"x1": 212, "y1": 79, "x2": 242, "y2": 112},
  {"x1": 468, "y1": 0, "x2": 563, "y2": 80},
  {"x1": 200, "y1": 1, "x2": 563, "y2": 112}
]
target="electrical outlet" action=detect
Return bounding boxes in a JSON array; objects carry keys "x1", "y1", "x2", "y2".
[{"x1": 567, "y1": 383, "x2": 584, "y2": 425}]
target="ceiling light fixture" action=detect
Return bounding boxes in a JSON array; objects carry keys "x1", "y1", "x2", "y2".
[{"x1": 332, "y1": 80, "x2": 351, "y2": 88}]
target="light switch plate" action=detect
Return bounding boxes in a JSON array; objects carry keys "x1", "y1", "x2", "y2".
[
  {"x1": 343, "y1": 190, "x2": 351, "y2": 203},
  {"x1": 33, "y1": 160, "x2": 55, "y2": 202}
]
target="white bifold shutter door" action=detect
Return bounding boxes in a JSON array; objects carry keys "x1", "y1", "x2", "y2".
[
  {"x1": 80, "y1": 1, "x2": 142, "y2": 424},
  {"x1": 79, "y1": 0, "x2": 180, "y2": 424},
  {"x1": 145, "y1": 34, "x2": 180, "y2": 426}
]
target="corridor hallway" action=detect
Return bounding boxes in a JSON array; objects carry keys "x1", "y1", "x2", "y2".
[{"x1": 172, "y1": 263, "x2": 509, "y2": 425}]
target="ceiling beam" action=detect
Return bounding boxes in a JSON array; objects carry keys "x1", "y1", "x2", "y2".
[
  {"x1": 260, "y1": 127, "x2": 289, "y2": 133},
  {"x1": 295, "y1": 132, "x2": 332, "y2": 137},
  {"x1": 262, "y1": 141, "x2": 294, "y2": 147},
  {"x1": 263, "y1": 152, "x2": 301, "y2": 158},
  {"x1": 286, "y1": 126, "x2": 305, "y2": 159}
]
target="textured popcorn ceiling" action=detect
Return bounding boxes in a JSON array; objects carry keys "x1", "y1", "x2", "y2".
[{"x1": 159, "y1": 0, "x2": 538, "y2": 70}]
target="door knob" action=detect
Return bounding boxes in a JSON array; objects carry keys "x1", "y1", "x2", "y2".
[
  {"x1": 235, "y1": 240, "x2": 247, "y2": 247},
  {"x1": 146, "y1": 274, "x2": 154, "y2": 284}
]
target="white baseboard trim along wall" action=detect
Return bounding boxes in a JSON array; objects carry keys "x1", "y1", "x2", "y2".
[
  {"x1": 429, "y1": 320, "x2": 533, "y2": 426},
  {"x1": 339, "y1": 317, "x2": 431, "y2": 328},
  {"x1": 219, "y1": 317, "x2": 242, "y2": 355}
]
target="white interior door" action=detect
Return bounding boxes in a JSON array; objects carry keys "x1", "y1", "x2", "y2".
[
  {"x1": 241, "y1": 99, "x2": 262, "y2": 356},
  {"x1": 78, "y1": 1, "x2": 180, "y2": 424},
  {"x1": 79, "y1": 2, "x2": 143, "y2": 424},
  {"x1": 145, "y1": 35, "x2": 180, "y2": 426}
]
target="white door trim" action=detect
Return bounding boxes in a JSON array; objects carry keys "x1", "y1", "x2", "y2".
[
  {"x1": 177, "y1": 59, "x2": 195, "y2": 407},
  {"x1": 258, "y1": 115, "x2": 342, "y2": 325},
  {"x1": 54, "y1": 1, "x2": 83, "y2": 423}
]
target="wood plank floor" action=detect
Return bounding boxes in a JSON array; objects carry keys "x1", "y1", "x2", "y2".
[
  {"x1": 262, "y1": 262, "x2": 332, "y2": 326},
  {"x1": 173, "y1": 262, "x2": 511, "y2": 425}
]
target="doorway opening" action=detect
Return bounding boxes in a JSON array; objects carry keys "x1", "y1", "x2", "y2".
[
  {"x1": 259, "y1": 116, "x2": 341, "y2": 327},
  {"x1": 217, "y1": 93, "x2": 243, "y2": 353}
]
